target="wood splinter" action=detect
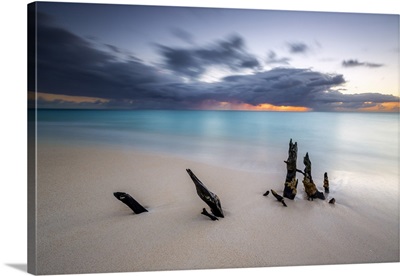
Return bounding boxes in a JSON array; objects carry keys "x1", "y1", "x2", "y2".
[
  {"x1": 301, "y1": 153, "x2": 325, "y2": 200},
  {"x1": 283, "y1": 139, "x2": 299, "y2": 200},
  {"x1": 271, "y1": 189, "x2": 287, "y2": 207},
  {"x1": 186, "y1": 169, "x2": 224, "y2": 218},
  {"x1": 323, "y1": 172, "x2": 330, "y2": 193},
  {"x1": 113, "y1": 192, "x2": 148, "y2": 214},
  {"x1": 201, "y1": 208, "x2": 219, "y2": 221}
]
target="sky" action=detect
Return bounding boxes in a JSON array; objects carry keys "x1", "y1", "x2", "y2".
[{"x1": 29, "y1": 1, "x2": 399, "y2": 111}]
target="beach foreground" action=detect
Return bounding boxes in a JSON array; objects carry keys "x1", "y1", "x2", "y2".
[{"x1": 36, "y1": 143, "x2": 398, "y2": 275}]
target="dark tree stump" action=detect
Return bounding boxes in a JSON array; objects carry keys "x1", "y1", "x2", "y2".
[
  {"x1": 186, "y1": 169, "x2": 224, "y2": 218},
  {"x1": 301, "y1": 153, "x2": 325, "y2": 200},
  {"x1": 323, "y1": 172, "x2": 330, "y2": 193},
  {"x1": 283, "y1": 139, "x2": 298, "y2": 200},
  {"x1": 271, "y1": 189, "x2": 287, "y2": 207},
  {"x1": 113, "y1": 192, "x2": 148, "y2": 214}
]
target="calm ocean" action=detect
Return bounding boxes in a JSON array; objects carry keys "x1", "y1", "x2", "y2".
[{"x1": 36, "y1": 109, "x2": 398, "y2": 205}]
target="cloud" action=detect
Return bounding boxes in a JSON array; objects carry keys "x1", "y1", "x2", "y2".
[
  {"x1": 157, "y1": 34, "x2": 261, "y2": 79},
  {"x1": 181, "y1": 69, "x2": 397, "y2": 111},
  {"x1": 32, "y1": 11, "x2": 182, "y2": 101},
  {"x1": 312, "y1": 90, "x2": 398, "y2": 111},
  {"x1": 287, "y1": 42, "x2": 310, "y2": 54},
  {"x1": 171, "y1": 28, "x2": 195, "y2": 44},
  {"x1": 266, "y1": 51, "x2": 291, "y2": 65},
  {"x1": 207, "y1": 68, "x2": 348, "y2": 109},
  {"x1": 105, "y1": 44, "x2": 121, "y2": 53},
  {"x1": 342, "y1": 59, "x2": 384, "y2": 68},
  {"x1": 156, "y1": 46, "x2": 204, "y2": 78},
  {"x1": 32, "y1": 11, "x2": 398, "y2": 112}
]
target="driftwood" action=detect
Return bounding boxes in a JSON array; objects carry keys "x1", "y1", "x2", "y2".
[
  {"x1": 323, "y1": 172, "x2": 330, "y2": 193},
  {"x1": 299, "y1": 153, "x2": 325, "y2": 200},
  {"x1": 283, "y1": 139, "x2": 299, "y2": 200},
  {"x1": 271, "y1": 189, "x2": 287, "y2": 207},
  {"x1": 113, "y1": 192, "x2": 148, "y2": 214},
  {"x1": 186, "y1": 169, "x2": 224, "y2": 218},
  {"x1": 201, "y1": 208, "x2": 219, "y2": 221}
]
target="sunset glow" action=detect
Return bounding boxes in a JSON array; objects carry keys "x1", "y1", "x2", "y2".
[
  {"x1": 358, "y1": 102, "x2": 400, "y2": 112},
  {"x1": 199, "y1": 100, "x2": 311, "y2": 111},
  {"x1": 32, "y1": 92, "x2": 109, "y2": 104},
  {"x1": 254, "y1": 103, "x2": 311, "y2": 112}
]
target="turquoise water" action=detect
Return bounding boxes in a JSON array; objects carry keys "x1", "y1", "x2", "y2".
[{"x1": 36, "y1": 110, "x2": 398, "y2": 176}]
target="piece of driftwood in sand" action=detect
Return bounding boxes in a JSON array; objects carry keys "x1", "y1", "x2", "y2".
[
  {"x1": 113, "y1": 192, "x2": 148, "y2": 214},
  {"x1": 186, "y1": 169, "x2": 224, "y2": 218},
  {"x1": 283, "y1": 139, "x2": 299, "y2": 200},
  {"x1": 323, "y1": 172, "x2": 330, "y2": 193},
  {"x1": 298, "y1": 153, "x2": 325, "y2": 200},
  {"x1": 271, "y1": 189, "x2": 287, "y2": 207},
  {"x1": 201, "y1": 208, "x2": 219, "y2": 221}
]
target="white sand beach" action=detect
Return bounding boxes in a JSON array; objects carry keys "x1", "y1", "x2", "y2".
[{"x1": 35, "y1": 143, "x2": 399, "y2": 275}]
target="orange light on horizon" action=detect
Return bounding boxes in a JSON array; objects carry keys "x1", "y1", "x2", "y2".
[
  {"x1": 199, "y1": 100, "x2": 311, "y2": 112},
  {"x1": 254, "y1": 103, "x2": 310, "y2": 112},
  {"x1": 28, "y1": 92, "x2": 398, "y2": 112},
  {"x1": 358, "y1": 102, "x2": 400, "y2": 112},
  {"x1": 29, "y1": 91, "x2": 109, "y2": 104}
]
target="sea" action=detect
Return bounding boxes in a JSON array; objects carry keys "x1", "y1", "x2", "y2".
[{"x1": 35, "y1": 109, "x2": 399, "y2": 211}]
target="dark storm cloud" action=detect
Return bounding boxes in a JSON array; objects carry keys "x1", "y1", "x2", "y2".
[
  {"x1": 307, "y1": 74, "x2": 345, "y2": 87},
  {"x1": 314, "y1": 91, "x2": 399, "y2": 111},
  {"x1": 288, "y1": 42, "x2": 310, "y2": 54},
  {"x1": 33, "y1": 11, "x2": 182, "y2": 102},
  {"x1": 210, "y1": 68, "x2": 397, "y2": 111},
  {"x1": 156, "y1": 46, "x2": 204, "y2": 78},
  {"x1": 33, "y1": 11, "x2": 398, "y2": 111},
  {"x1": 342, "y1": 59, "x2": 384, "y2": 68},
  {"x1": 157, "y1": 34, "x2": 261, "y2": 79},
  {"x1": 207, "y1": 68, "x2": 348, "y2": 108}
]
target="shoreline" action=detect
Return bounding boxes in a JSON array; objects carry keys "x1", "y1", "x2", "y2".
[{"x1": 36, "y1": 142, "x2": 399, "y2": 275}]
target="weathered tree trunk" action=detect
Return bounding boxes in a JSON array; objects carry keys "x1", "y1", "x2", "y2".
[
  {"x1": 113, "y1": 192, "x2": 148, "y2": 214},
  {"x1": 301, "y1": 153, "x2": 325, "y2": 200},
  {"x1": 271, "y1": 189, "x2": 287, "y2": 207},
  {"x1": 186, "y1": 169, "x2": 224, "y2": 218},
  {"x1": 323, "y1": 172, "x2": 329, "y2": 193},
  {"x1": 283, "y1": 139, "x2": 298, "y2": 199}
]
